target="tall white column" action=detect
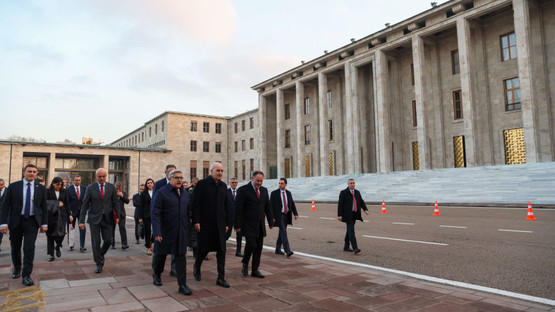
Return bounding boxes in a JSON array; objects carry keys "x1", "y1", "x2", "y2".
[
  {"x1": 295, "y1": 81, "x2": 304, "y2": 177},
  {"x1": 457, "y1": 18, "x2": 477, "y2": 167},
  {"x1": 344, "y1": 62, "x2": 355, "y2": 174},
  {"x1": 258, "y1": 94, "x2": 267, "y2": 173},
  {"x1": 374, "y1": 49, "x2": 392, "y2": 173},
  {"x1": 412, "y1": 35, "x2": 431, "y2": 170},
  {"x1": 276, "y1": 88, "x2": 284, "y2": 178},
  {"x1": 351, "y1": 63, "x2": 362, "y2": 173},
  {"x1": 318, "y1": 72, "x2": 328, "y2": 176}
]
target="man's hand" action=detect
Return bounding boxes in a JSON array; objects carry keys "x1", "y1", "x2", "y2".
[
  {"x1": 365, "y1": 210, "x2": 369, "y2": 215},
  {"x1": 294, "y1": 215, "x2": 298, "y2": 220},
  {"x1": 58, "y1": 201, "x2": 63, "y2": 207},
  {"x1": 139, "y1": 219, "x2": 143, "y2": 223},
  {"x1": 0, "y1": 226, "x2": 8, "y2": 235},
  {"x1": 79, "y1": 223, "x2": 85, "y2": 230},
  {"x1": 194, "y1": 223, "x2": 200, "y2": 232},
  {"x1": 155, "y1": 236, "x2": 162, "y2": 242},
  {"x1": 69, "y1": 215, "x2": 74, "y2": 223},
  {"x1": 338, "y1": 216, "x2": 342, "y2": 221},
  {"x1": 236, "y1": 228, "x2": 241, "y2": 232},
  {"x1": 117, "y1": 191, "x2": 124, "y2": 197},
  {"x1": 225, "y1": 226, "x2": 229, "y2": 232},
  {"x1": 116, "y1": 218, "x2": 119, "y2": 224},
  {"x1": 40, "y1": 226, "x2": 48, "y2": 233}
]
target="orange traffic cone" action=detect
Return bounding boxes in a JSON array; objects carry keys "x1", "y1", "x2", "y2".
[
  {"x1": 381, "y1": 200, "x2": 387, "y2": 214},
  {"x1": 311, "y1": 199, "x2": 316, "y2": 211},
  {"x1": 432, "y1": 200, "x2": 441, "y2": 216},
  {"x1": 525, "y1": 201, "x2": 536, "y2": 220}
]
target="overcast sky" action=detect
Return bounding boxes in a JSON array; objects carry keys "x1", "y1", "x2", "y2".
[{"x1": 0, "y1": 0, "x2": 447, "y2": 144}]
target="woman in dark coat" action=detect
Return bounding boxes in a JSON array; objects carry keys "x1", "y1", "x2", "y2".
[
  {"x1": 138, "y1": 178, "x2": 154, "y2": 255},
  {"x1": 46, "y1": 177, "x2": 71, "y2": 261}
]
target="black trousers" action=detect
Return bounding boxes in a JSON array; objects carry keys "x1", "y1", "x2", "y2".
[
  {"x1": 344, "y1": 218, "x2": 358, "y2": 250},
  {"x1": 195, "y1": 250, "x2": 226, "y2": 279},
  {"x1": 236, "y1": 231, "x2": 243, "y2": 253},
  {"x1": 152, "y1": 253, "x2": 187, "y2": 286},
  {"x1": 89, "y1": 219, "x2": 113, "y2": 267},
  {"x1": 10, "y1": 217, "x2": 39, "y2": 277},
  {"x1": 243, "y1": 236, "x2": 263, "y2": 271},
  {"x1": 47, "y1": 235, "x2": 65, "y2": 256},
  {"x1": 143, "y1": 218, "x2": 152, "y2": 249},
  {"x1": 134, "y1": 218, "x2": 140, "y2": 241},
  {"x1": 276, "y1": 214, "x2": 291, "y2": 253},
  {"x1": 112, "y1": 217, "x2": 128, "y2": 246}
]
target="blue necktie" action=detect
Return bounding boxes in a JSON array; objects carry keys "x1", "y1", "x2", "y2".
[{"x1": 24, "y1": 182, "x2": 31, "y2": 218}]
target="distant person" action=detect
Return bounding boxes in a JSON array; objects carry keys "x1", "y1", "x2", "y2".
[
  {"x1": 228, "y1": 177, "x2": 243, "y2": 257},
  {"x1": 139, "y1": 179, "x2": 155, "y2": 255},
  {"x1": 270, "y1": 178, "x2": 298, "y2": 257},
  {"x1": 67, "y1": 175, "x2": 87, "y2": 252},
  {"x1": 191, "y1": 162, "x2": 232, "y2": 288},
  {"x1": 151, "y1": 169, "x2": 192, "y2": 295},
  {"x1": 187, "y1": 176, "x2": 199, "y2": 258},
  {"x1": 235, "y1": 171, "x2": 274, "y2": 278},
  {"x1": 62, "y1": 178, "x2": 68, "y2": 189},
  {"x1": 0, "y1": 178, "x2": 6, "y2": 251},
  {"x1": 132, "y1": 184, "x2": 145, "y2": 245},
  {"x1": 337, "y1": 179, "x2": 369, "y2": 254},
  {"x1": 79, "y1": 168, "x2": 120, "y2": 273},
  {"x1": 111, "y1": 182, "x2": 129, "y2": 249},
  {"x1": 0, "y1": 164, "x2": 48, "y2": 286},
  {"x1": 46, "y1": 177, "x2": 71, "y2": 262},
  {"x1": 187, "y1": 177, "x2": 199, "y2": 193}
]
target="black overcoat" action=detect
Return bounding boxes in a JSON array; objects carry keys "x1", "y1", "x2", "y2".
[
  {"x1": 46, "y1": 189, "x2": 70, "y2": 237},
  {"x1": 270, "y1": 189, "x2": 298, "y2": 226},
  {"x1": 151, "y1": 184, "x2": 190, "y2": 255},
  {"x1": 337, "y1": 187, "x2": 368, "y2": 222},
  {"x1": 235, "y1": 182, "x2": 274, "y2": 238}
]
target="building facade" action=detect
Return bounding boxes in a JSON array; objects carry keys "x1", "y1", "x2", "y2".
[
  {"x1": 227, "y1": 109, "x2": 259, "y2": 180},
  {"x1": 252, "y1": 0, "x2": 555, "y2": 178}
]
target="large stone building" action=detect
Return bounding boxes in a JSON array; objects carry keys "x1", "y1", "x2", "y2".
[{"x1": 252, "y1": 0, "x2": 555, "y2": 178}]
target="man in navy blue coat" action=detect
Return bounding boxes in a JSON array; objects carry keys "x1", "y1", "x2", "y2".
[
  {"x1": 151, "y1": 169, "x2": 192, "y2": 296},
  {"x1": 152, "y1": 164, "x2": 177, "y2": 276}
]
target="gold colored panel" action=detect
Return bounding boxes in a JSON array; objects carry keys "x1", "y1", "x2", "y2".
[
  {"x1": 453, "y1": 136, "x2": 466, "y2": 168},
  {"x1": 305, "y1": 155, "x2": 311, "y2": 177},
  {"x1": 504, "y1": 128, "x2": 526, "y2": 165},
  {"x1": 328, "y1": 152, "x2": 334, "y2": 176},
  {"x1": 412, "y1": 141, "x2": 419, "y2": 170},
  {"x1": 284, "y1": 158, "x2": 290, "y2": 179}
]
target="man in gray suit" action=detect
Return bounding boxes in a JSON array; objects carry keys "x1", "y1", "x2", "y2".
[{"x1": 79, "y1": 168, "x2": 120, "y2": 273}]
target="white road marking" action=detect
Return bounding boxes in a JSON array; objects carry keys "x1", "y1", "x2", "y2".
[
  {"x1": 392, "y1": 222, "x2": 414, "y2": 225},
  {"x1": 498, "y1": 229, "x2": 533, "y2": 233},
  {"x1": 439, "y1": 225, "x2": 467, "y2": 229},
  {"x1": 363, "y1": 235, "x2": 448, "y2": 246},
  {"x1": 288, "y1": 226, "x2": 303, "y2": 230},
  {"x1": 319, "y1": 217, "x2": 336, "y2": 220},
  {"x1": 298, "y1": 215, "x2": 308, "y2": 218}
]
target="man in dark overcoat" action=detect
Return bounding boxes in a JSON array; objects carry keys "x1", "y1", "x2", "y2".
[
  {"x1": 151, "y1": 169, "x2": 192, "y2": 295},
  {"x1": 337, "y1": 178, "x2": 369, "y2": 254},
  {"x1": 270, "y1": 178, "x2": 298, "y2": 257},
  {"x1": 191, "y1": 162, "x2": 232, "y2": 288}
]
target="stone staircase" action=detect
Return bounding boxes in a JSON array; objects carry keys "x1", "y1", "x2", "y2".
[{"x1": 260, "y1": 162, "x2": 555, "y2": 206}]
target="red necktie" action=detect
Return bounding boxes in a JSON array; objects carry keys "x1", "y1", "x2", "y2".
[
  {"x1": 282, "y1": 191, "x2": 287, "y2": 214},
  {"x1": 256, "y1": 188, "x2": 260, "y2": 199},
  {"x1": 352, "y1": 190, "x2": 357, "y2": 213},
  {"x1": 76, "y1": 186, "x2": 80, "y2": 199},
  {"x1": 100, "y1": 184, "x2": 104, "y2": 200},
  {"x1": 233, "y1": 190, "x2": 236, "y2": 200}
]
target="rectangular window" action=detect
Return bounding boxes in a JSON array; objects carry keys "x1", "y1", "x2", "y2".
[
  {"x1": 203, "y1": 122, "x2": 210, "y2": 133},
  {"x1": 215, "y1": 142, "x2": 221, "y2": 153},
  {"x1": 304, "y1": 125, "x2": 311, "y2": 145},
  {"x1": 451, "y1": 49, "x2": 459, "y2": 74},
  {"x1": 241, "y1": 140, "x2": 246, "y2": 151},
  {"x1": 500, "y1": 32, "x2": 517, "y2": 61},
  {"x1": 215, "y1": 123, "x2": 222, "y2": 134},
  {"x1": 453, "y1": 90, "x2": 463, "y2": 119},
  {"x1": 203, "y1": 141, "x2": 209, "y2": 152},
  {"x1": 234, "y1": 161, "x2": 238, "y2": 178},
  {"x1": 191, "y1": 121, "x2": 197, "y2": 132},
  {"x1": 412, "y1": 100, "x2": 417, "y2": 127},
  {"x1": 203, "y1": 161, "x2": 209, "y2": 179},
  {"x1": 410, "y1": 63, "x2": 415, "y2": 86},
  {"x1": 285, "y1": 129, "x2": 291, "y2": 148},
  {"x1": 250, "y1": 159, "x2": 254, "y2": 173},
  {"x1": 327, "y1": 90, "x2": 332, "y2": 108},
  {"x1": 242, "y1": 120, "x2": 245, "y2": 131},
  {"x1": 285, "y1": 104, "x2": 291, "y2": 119},
  {"x1": 242, "y1": 160, "x2": 246, "y2": 180},
  {"x1": 504, "y1": 77, "x2": 521, "y2": 111},
  {"x1": 190, "y1": 140, "x2": 197, "y2": 152},
  {"x1": 304, "y1": 97, "x2": 310, "y2": 114},
  {"x1": 328, "y1": 119, "x2": 333, "y2": 141},
  {"x1": 249, "y1": 138, "x2": 254, "y2": 149},
  {"x1": 234, "y1": 141, "x2": 238, "y2": 153},
  {"x1": 249, "y1": 117, "x2": 254, "y2": 129},
  {"x1": 234, "y1": 122, "x2": 238, "y2": 133},
  {"x1": 190, "y1": 160, "x2": 197, "y2": 180}
]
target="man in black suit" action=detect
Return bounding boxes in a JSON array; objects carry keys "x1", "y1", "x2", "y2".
[
  {"x1": 79, "y1": 168, "x2": 121, "y2": 273},
  {"x1": 132, "y1": 184, "x2": 145, "y2": 245},
  {"x1": 152, "y1": 164, "x2": 177, "y2": 276},
  {"x1": 337, "y1": 179, "x2": 369, "y2": 254},
  {"x1": 111, "y1": 181, "x2": 129, "y2": 249},
  {"x1": 0, "y1": 178, "x2": 6, "y2": 251},
  {"x1": 227, "y1": 177, "x2": 243, "y2": 257},
  {"x1": 0, "y1": 164, "x2": 48, "y2": 286},
  {"x1": 191, "y1": 162, "x2": 232, "y2": 288},
  {"x1": 270, "y1": 178, "x2": 298, "y2": 257},
  {"x1": 67, "y1": 175, "x2": 87, "y2": 252},
  {"x1": 235, "y1": 171, "x2": 274, "y2": 278}
]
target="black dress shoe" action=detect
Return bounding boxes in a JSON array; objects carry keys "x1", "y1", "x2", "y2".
[
  {"x1": 354, "y1": 248, "x2": 361, "y2": 254},
  {"x1": 80, "y1": 247, "x2": 86, "y2": 252},
  {"x1": 69, "y1": 246, "x2": 74, "y2": 251},
  {"x1": 343, "y1": 248, "x2": 354, "y2": 252},
  {"x1": 48, "y1": 256, "x2": 55, "y2": 262},
  {"x1": 275, "y1": 250, "x2": 285, "y2": 255},
  {"x1": 216, "y1": 277, "x2": 230, "y2": 288},
  {"x1": 193, "y1": 265, "x2": 201, "y2": 281},
  {"x1": 135, "y1": 240, "x2": 140, "y2": 244},
  {"x1": 251, "y1": 270, "x2": 265, "y2": 278},
  {"x1": 95, "y1": 265, "x2": 103, "y2": 274},
  {"x1": 153, "y1": 274, "x2": 162, "y2": 286},
  {"x1": 235, "y1": 252, "x2": 243, "y2": 257},
  {"x1": 12, "y1": 272, "x2": 21, "y2": 279},
  {"x1": 169, "y1": 270, "x2": 177, "y2": 277},
  {"x1": 286, "y1": 251, "x2": 294, "y2": 257},
  {"x1": 111, "y1": 244, "x2": 116, "y2": 249},
  {"x1": 122, "y1": 245, "x2": 129, "y2": 249},
  {"x1": 178, "y1": 284, "x2": 192, "y2": 295},
  {"x1": 56, "y1": 247, "x2": 61, "y2": 258},
  {"x1": 241, "y1": 263, "x2": 248, "y2": 277},
  {"x1": 22, "y1": 276, "x2": 34, "y2": 286}
]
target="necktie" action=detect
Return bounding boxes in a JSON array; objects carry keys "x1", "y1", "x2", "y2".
[
  {"x1": 76, "y1": 186, "x2": 80, "y2": 199},
  {"x1": 256, "y1": 188, "x2": 260, "y2": 199},
  {"x1": 100, "y1": 184, "x2": 104, "y2": 200},
  {"x1": 282, "y1": 191, "x2": 287, "y2": 214},
  {"x1": 24, "y1": 182, "x2": 31, "y2": 218},
  {"x1": 233, "y1": 190, "x2": 236, "y2": 200},
  {"x1": 177, "y1": 188, "x2": 181, "y2": 197},
  {"x1": 352, "y1": 190, "x2": 357, "y2": 213}
]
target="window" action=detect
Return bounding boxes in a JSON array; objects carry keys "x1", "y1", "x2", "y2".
[
  {"x1": 327, "y1": 90, "x2": 332, "y2": 108},
  {"x1": 203, "y1": 161, "x2": 209, "y2": 179},
  {"x1": 190, "y1": 140, "x2": 197, "y2": 152},
  {"x1": 241, "y1": 160, "x2": 246, "y2": 180},
  {"x1": 304, "y1": 98, "x2": 310, "y2": 114},
  {"x1": 328, "y1": 119, "x2": 333, "y2": 141},
  {"x1": 234, "y1": 161, "x2": 238, "y2": 178},
  {"x1": 453, "y1": 90, "x2": 463, "y2": 119},
  {"x1": 305, "y1": 125, "x2": 311, "y2": 145},
  {"x1": 215, "y1": 123, "x2": 222, "y2": 134},
  {"x1": 250, "y1": 159, "x2": 254, "y2": 173},
  {"x1": 500, "y1": 32, "x2": 517, "y2": 61},
  {"x1": 203, "y1": 141, "x2": 209, "y2": 152},
  {"x1": 161, "y1": 121, "x2": 164, "y2": 132},
  {"x1": 234, "y1": 122, "x2": 238, "y2": 133},
  {"x1": 149, "y1": 127, "x2": 151, "y2": 137},
  {"x1": 285, "y1": 104, "x2": 290, "y2": 119},
  {"x1": 241, "y1": 140, "x2": 246, "y2": 151},
  {"x1": 242, "y1": 120, "x2": 245, "y2": 131},
  {"x1": 234, "y1": 141, "x2": 238, "y2": 153},
  {"x1": 215, "y1": 142, "x2": 222, "y2": 153},
  {"x1": 249, "y1": 138, "x2": 254, "y2": 149},
  {"x1": 285, "y1": 130, "x2": 291, "y2": 148},
  {"x1": 190, "y1": 160, "x2": 197, "y2": 180},
  {"x1": 249, "y1": 117, "x2": 254, "y2": 129},
  {"x1": 203, "y1": 122, "x2": 210, "y2": 133},
  {"x1": 142, "y1": 132, "x2": 144, "y2": 141},
  {"x1": 412, "y1": 100, "x2": 417, "y2": 127},
  {"x1": 155, "y1": 124, "x2": 158, "y2": 135},
  {"x1": 451, "y1": 49, "x2": 459, "y2": 74},
  {"x1": 191, "y1": 121, "x2": 197, "y2": 132},
  {"x1": 410, "y1": 63, "x2": 415, "y2": 86},
  {"x1": 504, "y1": 77, "x2": 521, "y2": 111}
]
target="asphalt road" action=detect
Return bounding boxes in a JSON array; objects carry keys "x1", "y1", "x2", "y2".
[{"x1": 262, "y1": 202, "x2": 555, "y2": 300}]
